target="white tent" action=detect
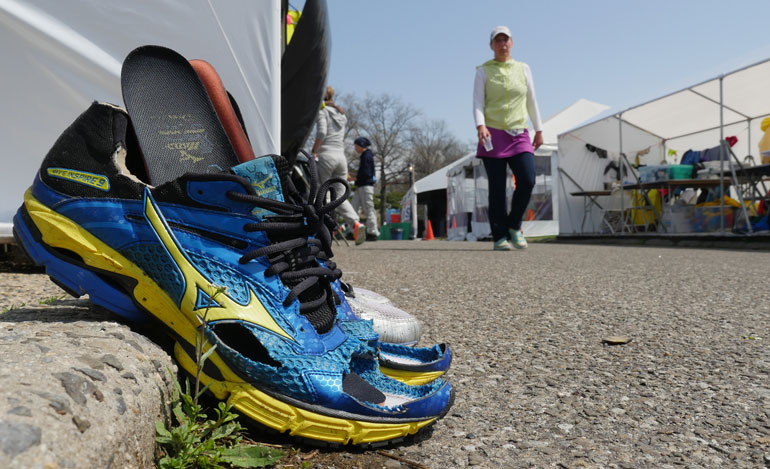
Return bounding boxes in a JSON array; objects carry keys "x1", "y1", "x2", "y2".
[
  {"x1": 0, "y1": 0, "x2": 283, "y2": 241},
  {"x1": 557, "y1": 58, "x2": 770, "y2": 236},
  {"x1": 427, "y1": 98, "x2": 610, "y2": 240}
]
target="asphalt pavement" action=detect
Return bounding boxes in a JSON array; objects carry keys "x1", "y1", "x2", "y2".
[
  {"x1": 329, "y1": 239, "x2": 770, "y2": 468},
  {"x1": 2, "y1": 239, "x2": 769, "y2": 468}
]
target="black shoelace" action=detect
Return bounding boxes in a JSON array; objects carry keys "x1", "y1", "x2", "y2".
[{"x1": 226, "y1": 154, "x2": 348, "y2": 333}]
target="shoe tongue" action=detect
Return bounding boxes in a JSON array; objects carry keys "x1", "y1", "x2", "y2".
[
  {"x1": 232, "y1": 154, "x2": 336, "y2": 334},
  {"x1": 230, "y1": 154, "x2": 292, "y2": 218}
]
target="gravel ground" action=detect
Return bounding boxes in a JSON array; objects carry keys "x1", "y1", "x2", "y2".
[{"x1": 2, "y1": 240, "x2": 769, "y2": 468}]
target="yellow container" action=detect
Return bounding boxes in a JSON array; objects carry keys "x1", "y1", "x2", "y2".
[
  {"x1": 760, "y1": 117, "x2": 770, "y2": 164},
  {"x1": 630, "y1": 189, "x2": 661, "y2": 226}
]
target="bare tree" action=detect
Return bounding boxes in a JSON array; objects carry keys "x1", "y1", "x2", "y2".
[
  {"x1": 407, "y1": 119, "x2": 472, "y2": 180},
  {"x1": 339, "y1": 93, "x2": 420, "y2": 224}
]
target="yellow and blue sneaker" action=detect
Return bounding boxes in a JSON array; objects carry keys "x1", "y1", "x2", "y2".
[
  {"x1": 187, "y1": 56, "x2": 453, "y2": 388},
  {"x1": 283, "y1": 156, "x2": 453, "y2": 387},
  {"x1": 13, "y1": 47, "x2": 453, "y2": 447}
]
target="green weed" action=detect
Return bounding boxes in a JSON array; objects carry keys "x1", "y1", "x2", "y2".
[
  {"x1": 2, "y1": 302, "x2": 26, "y2": 313},
  {"x1": 155, "y1": 285, "x2": 283, "y2": 468},
  {"x1": 39, "y1": 295, "x2": 65, "y2": 305}
]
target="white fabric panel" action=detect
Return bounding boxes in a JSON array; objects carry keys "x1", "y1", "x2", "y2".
[
  {"x1": 521, "y1": 220, "x2": 558, "y2": 237},
  {"x1": 470, "y1": 162, "x2": 491, "y2": 240},
  {"x1": 446, "y1": 170, "x2": 471, "y2": 241},
  {"x1": 414, "y1": 153, "x2": 474, "y2": 194},
  {"x1": 539, "y1": 98, "x2": 610, "y2": 145},
  {"x1": 722, "y1": 60, "x2": 770, "y2": 120},
  {"x1": 557, "y1": 116, "x2": 663, "y2": 235},
  {"x1": 0, "y1": 0, "x2": 280, "y2": 230},
  {"x1": 624, "y1": 90, "x2": 745, "y2": 140}
]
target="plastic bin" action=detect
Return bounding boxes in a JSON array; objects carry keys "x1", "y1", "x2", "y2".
[
  {"x1": 668, "y1": 164, "x2": 693, "y2": 180},
  {"x1": 661, "y1": 204, "x2": 694, "y2": 233},
  {"x1": 380, "y1": 222, "x2": 411, "y2": 240},
  {"x1": 392, "y1": 228, "x2": 404, "y2": 240},
  {"x1": 638, "y1": 165, "x2": 668, "y2": 183},
  {"x1": 691, "y1": 206, "x2": 734, "y2": 232}
]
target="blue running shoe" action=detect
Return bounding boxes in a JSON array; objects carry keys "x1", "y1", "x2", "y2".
[
  {"x1": 509, "y1": 229, "x2": 528, "y2": 249},
  {"x1": 14, "y1": 48, "x2": 453, "y2": 447},
  {"x1": 189, "y1": 58, "x2": 453, "y2": 386},
  {"x1": 285, "y1": 156, "x2": 453, "y2": 386}
]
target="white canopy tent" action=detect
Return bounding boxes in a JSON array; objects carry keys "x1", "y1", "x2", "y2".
[
  {"x1": 557, "y1": 58, "x2": 770, "y2": 236},
  {"x1": 0, "y1": 0, "x2": 282, "y2": 240}
]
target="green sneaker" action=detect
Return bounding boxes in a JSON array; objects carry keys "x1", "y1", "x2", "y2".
[
  {"x1": 493, "y1": 238, "x2": 513, "y2": 251},
  {"x1": 509, "y1": 229, "x2": 528, "y2": 249}
]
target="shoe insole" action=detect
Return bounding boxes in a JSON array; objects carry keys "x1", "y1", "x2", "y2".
[
  {"x1": 189, "y1": 59, "x2": 256, "y2": 164},
  {"x1": 121, "y1": 45, "x2": 239, "y2": 186}
]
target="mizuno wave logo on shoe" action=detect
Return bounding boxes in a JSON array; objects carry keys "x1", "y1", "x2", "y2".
[
  {"x1": 142, "y1": 188, "x2": 294, "y2": 341},
  {"x1": 252, "y1": 174, "x2": 273, "y2": 191},
  {"x1": 46, "y1": 168, "x2": 110, "y2": 191}
]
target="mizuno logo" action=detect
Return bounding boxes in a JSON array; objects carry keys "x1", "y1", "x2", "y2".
[
  {"x1": 47, "y1": 168, "x2": 110, "y2": 191},
  {"x1": 141, "y1": 189, "x2": 294, "y2": 341},
  {"x1": 252, "y1": 174, "x2": 273, "y2": 190}
]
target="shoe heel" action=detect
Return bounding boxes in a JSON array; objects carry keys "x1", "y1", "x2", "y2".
[{"x1": 13, "y1": 207, "x2": 149, "y2": 323}]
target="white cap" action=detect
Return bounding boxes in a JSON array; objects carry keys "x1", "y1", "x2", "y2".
[{"x1": 490, "y1": 25, "x2": 511, "y2": 42}]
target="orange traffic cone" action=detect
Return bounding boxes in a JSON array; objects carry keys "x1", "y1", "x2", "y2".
[
  {"x1": 424, "y1": 220, "x2": 434, "y2": 240},
  {"x1": 450, "y1": 217, "x2": 457, "y2": 229}
]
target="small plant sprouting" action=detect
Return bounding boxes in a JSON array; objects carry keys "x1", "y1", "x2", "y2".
[
  {"x1": 2, "y1": 302, "x2": 26, "y2": 313},
  {"x1": 155, "y1": 284, "x2": 284, "y2": 468},
  {"x1": 192, "y1": 285, "x2": 224, "y2": 408},
  {"x1": 39, "y1": 295, "x2": 65, "y2": 305}
]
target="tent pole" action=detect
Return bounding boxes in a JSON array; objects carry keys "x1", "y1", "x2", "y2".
[
  {"x1": 719, "y1": 75, "x2": 725, "y2": 233},
  {"x1": 557, "y1": 168, "x2": 581, "y2": 235},
  {"x1": 618, "y1": 113, "x2": 626, "y2": 234},
  {"x1": 723, "y1": 140, "x2": 753, "y2": 233},
  {"x1": 409, "y1": 166, "x2": 417, "y2": 239},
  {"x1": 747, "y1": 118, "x2": 752, "y2": 161}
]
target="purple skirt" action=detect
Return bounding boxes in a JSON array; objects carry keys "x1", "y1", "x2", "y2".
[{"x1": 476, "y1": 127, "x2": 534, "y2": 158}]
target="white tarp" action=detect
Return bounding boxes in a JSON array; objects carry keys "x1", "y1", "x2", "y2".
[
  {"x1": 557, "y1": 58, "x2": 770, "y2": 235},
  {"x1": 0, "y1": 0, "x2": 282, "y2": 237}
]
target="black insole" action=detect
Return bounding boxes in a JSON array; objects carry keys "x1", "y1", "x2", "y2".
[{"x1": 121, "y1": 45, "x2": 240, "y2": 186}]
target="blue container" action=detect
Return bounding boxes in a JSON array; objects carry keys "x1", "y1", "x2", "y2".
[{"x1": 392, "y1": 228, "x2": 404, "y2": 240}]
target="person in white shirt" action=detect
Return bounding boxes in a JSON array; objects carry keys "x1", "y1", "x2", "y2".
[
  {"x1": 473, "y1": 26, "x2": 543, "y2": 250},
  {"x1": 312, "y1": 86, "x2": 366, "y2": 245}
]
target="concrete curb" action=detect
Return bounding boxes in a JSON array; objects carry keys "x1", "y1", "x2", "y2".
[{"x1": 0, "y1": 300, "x2": 176, "y2": 468}]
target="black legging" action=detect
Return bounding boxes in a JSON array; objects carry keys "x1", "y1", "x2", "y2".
[{"x1": 481, "y1": 152, "x2": 536, "y2": 241}]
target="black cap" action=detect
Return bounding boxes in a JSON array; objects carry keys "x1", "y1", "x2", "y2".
[{"x1": 354, "y1": 137, "x2": 371, "y2": 148}]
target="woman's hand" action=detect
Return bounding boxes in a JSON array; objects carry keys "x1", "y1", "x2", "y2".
[
  {"x1": 477, "y1": 125, "x2": 490, "y2": 144},
  {"x1": 532, "y1": 131, "x2": 543, "y2": 150}
]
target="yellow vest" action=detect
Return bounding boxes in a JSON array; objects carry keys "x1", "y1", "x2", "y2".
[{"x1": 481, "y1": 59, "x2": 528, "y2": 130}]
